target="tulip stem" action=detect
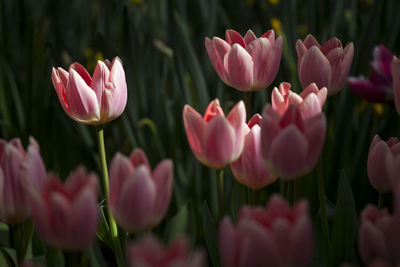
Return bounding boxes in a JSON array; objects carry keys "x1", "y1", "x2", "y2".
[
  {"x1": 217, "y1": 169, "x2": 225, "y2": 219},
  {"x1": 247, "y1": 188, "x2": 256, "y2": 205},
  {"x1": 11, "y1": 224, "x2": 24, "y2": 264},
  {"x1": 378, "y1": 192, "x2": 384, "y2": 209},
  {"x1": 95, "y1": 126, "x2": 124, "y2": 267},
  {"x1": 244, "y1": 92, "x2": 253, "y2": 119},
  {"x1": 317, "y1": 159, "x2": 330, "y2": 258}
]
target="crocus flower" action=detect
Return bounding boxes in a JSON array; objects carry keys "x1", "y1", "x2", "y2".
[
  {"x1": 348, "y1": 45, "x2": 394, "y2": 104},
  {"x1": 0, "y1": 137, "x2": 46, "y2": 224},
  {"x1": 30, "y1": 167, "x2": 98, "y2": 251},
  {"x1": 296, "y1": 34, "x2": 354, "y2": 96},
  {"x1": 261, "y1": 104, "x2": 326, "y2": 179},
  {"x1": 271, "y1": 82, "x2": 327, "y2": 119},
  {"x1": 183, "y1": 99, "x2": 246, "y2": 169},
  {"x1": 392, "y1": 56, "x2": 400, "y2": 115},
  {"x1": 205, "y1": 29, "x2": 283, "y2": 92},
  {"x1": 231, "y1": 114, "x2": 278, "y2": 190},
  {"x1": 367, "y1": 135, "x2": 400, "y2": 193},
  {"x1": 51, "y1": 57, "x2": 127, "y2": 125},
  {"x1": 219, "y1": 195, "x2": 312, "y2": 267},
  {"x1": 127, "y1": 235, "x2": 206, "y2": 267},
  {"x1": 109, "y1": 148, "x2": 173, "y2": 232}
]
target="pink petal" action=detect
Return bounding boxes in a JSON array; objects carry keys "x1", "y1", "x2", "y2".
[
  {"x1": 51, "y1": 68, "x2": 71, "y2": 115},
  {"x1": 303, "y1": 113, "x2": 326, "y2": 174},
  {"x1": 224, "y1": 44, "x2": 254, "y2": 91},
  {"x1": 368, "y1": 140, "x2": 391, "y2": 193},
  {"x1": 321, "y1": 37, "x2": 342, "y2": 55},
  {"x1": 262, "y1": 36, "x2": 283, "y2": 87},
  {"x1": 295, "y1": 40, "x2": 308, "y2": 74},
  {"x1": 219, "y1": 217, "x2": 238, "y2": 267},
  {"x1": 49, "y1": 192, "x2": 71, "y2": 248},
  {"x1": 91, "y1": 60, "x2": 110, "y2": 108},
  {"x1": 261, "y1": 29, "x2": 275, "y2": 44},
  {"x1": 331, "y1": 43, "x2": 354, "y2": 95},
  {"x1": 244, "y1": 30, "x2": 257, "y2": 45},
  {"x1": 247, "y1": 113, "x2": 262, "y2": 129},
  {"x1": 246, "y1": 38, "x2": 272, "y2": 89},
  {"x1": 290, "y1": 216, "x2": 313, "y2": 267},
  {"x1": 69, "y1": 62, "x2": 91, "y2": 86},
  {"x1": 203, "y1": 99, "x2": 225, "y2": 122},
  {"x1": 260, "y1": 106, "x2": 281, "y2": 162},
  {"x1": 302, "y1": 34, "x2": 321, "y2": 49},
  {"x1": 392, "y1": 56, "x2": 400, "y2": 115},
  {"x1": 226, "y1": 100, "x2": 246, "y2": 159},
  {"x1": 299, "y1": 93, "x2": 322, "y2": 120},
  {"x1": 225, "y1": 29, "x2": 245, "y2": 47},
  {"x1": 299, "y1": 46, "x2": 332, "y2": 90},
  {"x1": 359, "y1": 221, "x2": 389, "y2": 263},
  {"x1": 109, "y1": 153, "x2": 134, "y2": 207},
  {"x1": 130, "y1": 148, "x2": 151, "y2": 169},
  {"x1": 371, "y1": 45, "x2": 394, "y2": 77},
  {"x1": 30, "y1": 189, "x2": 52, "y2": 243},
  {"x1": 205, "y1": 37, "x2": 230, "y2": 82},
  {"x1": 182, "y1": 105, "x2": 206, "y2": 161},
  {"x1": 20, "y1": 138, "x2": 46, "y2": 193}
]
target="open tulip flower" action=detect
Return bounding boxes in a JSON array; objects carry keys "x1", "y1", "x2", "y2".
[
  {"x1": 205, "y1": 29, "x2": 283, "y2": 92},
  {"x1": 109, "y1": 148, "x2": 173, "y2": 232},
  {"x1": 219, "y1": 195, "x2": 312, "y2": 267},
  {"x1": 296, "y1": 34, "x2": 354, "y2": 96},
  {"x1": 30, "y1": 166, "x2": 99, "y2": 251},
  {"x1": 348, "y1": 45, "x2": 394, "y2": 104},
  {"x1": 367, "y1": 135, "x2": 400, "y2": 193},
  {"x1": 183, "y1": 99, "x2": 246, "y2": 169},
  {"x1": 271, "y1": 82, "x2": 327, "y2": 119},
  {"x1": 127, "y1": 235, "x2": 205, "y2": 267},
  {"x1": 0, "y1": 137, "x2": 46, "y2": 225},
  {"x1": 261, "y1": 104, "x2": 326, "y2": 179},
  {"x1": 231, "y1": 114, "x2": 278, "y2": 190},
  {"x1": 392, "y1": 56, "x2": 400, "y2": 115},
  {"x1": 51, "y1": 57, "x2": 127, "y2": 125}
]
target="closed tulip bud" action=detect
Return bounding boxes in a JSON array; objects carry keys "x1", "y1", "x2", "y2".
[
  {"x1": 0, "y1": 137, "x2": 46, "y2": 224},
  {"x1": 51, "y1": 57, "x2": 127, "y2": 125},
  {"x1": 30, "y1": 167, "x2": 98, "y2": 251},
  {"x1": 109, "y1": 149, "x2": 173, "y2": 232},
  {"x1": 392, "y1": 56, "x2": 400, "y2": 115},
  {"x1": 271, "y1": 82, "x2": 327, "y2": 119},
  {"x1": 261, "y1": 104, "x2": 326, "y2": 179},
  {"x1": 367, "y1": 135, "x2": 400, "y2": 193},
  {"x1": 219, "y1": 195, "x2": 312, "y2": 267},
  {"x1": 296, "y1": 34, "x2": 354, "y2": 96},
  {"x1": 231, "y1": 114, "x2": 278, "y2": 190},
  {"x1": 183, "y1": 99, "x2": 246, "y2": 169},
  {"x1": 127, "y1": 235, "x2": 206, "y2": 267},
  {"x1": 205, "y1": 29, "x2": 283, "y2": 92}
]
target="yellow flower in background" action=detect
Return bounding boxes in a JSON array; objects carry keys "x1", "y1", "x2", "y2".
[
  {"x1": 270, "y1": 18, "x2": 282, "y2": 35},
  {"x1": 131, "y1": 0, "x2": 142, "y2": 6},
  {"x1": 85, "y1": 49, "x2": 104, "y2": 73},
  {"x1": 372, "y1": 104, "x2": 384, "y2": 116},
  {"x1": 269, "y1": 0, "x2": 280, "y2": 4}
]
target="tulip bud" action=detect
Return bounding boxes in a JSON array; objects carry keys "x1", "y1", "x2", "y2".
[
  {"x1": 205, "y1": 29, "x2": 282, "y2": 92},
  {"x1": 51, "y1": 57, "x2": 127, "y2": 125}
]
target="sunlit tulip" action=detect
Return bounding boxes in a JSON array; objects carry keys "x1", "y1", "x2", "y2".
[
  {"x1": 348, "y1": 45, "x2": 394, "y2": 104},
  {"x1": 183, "y1": 99, "x2": 246, "y2": 169},
  {"x1": 392, "y1": 56, "x2": 400, "y2": 115},
  {"x1": 109, "y1": 149, "x2": 173, "y2": 232},
  {"x1": 219, "y1": 195, "x2": 312, "y2": 267},
  {"x1": 0, "y1": 137, "x2": 46, "y2": 224},
  {"x1": 51, "y1": 57, "x2": 127, "y2": 125},
  {"x1": 271, "y1": 82, "x2": 327, "y2": 119},
  {"x1": 205, "y1": 29, "x2": 282, "y2": 91},
  {"x1": 367, "y1": 135, "x2": 400, "y2": 193},
  {"x1": 231, "y1": 114, "x2": 278, "y2": 190},
  {"x1": 127, "y1": 235, "x2": 206, "y2": 267},
  {"x1": 296, "y1": 34, "x2": 354, "y2": 96},
  {"x1": 261, "y1": 104, "x2": 326, "y2": 179},
  {"x1": 30, "y1": 167, "x2": 98, "y2": 251}
]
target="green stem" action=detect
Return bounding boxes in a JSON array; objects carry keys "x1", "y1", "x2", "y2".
[
  {"x1": 95, "y1": 126, "x2": 124, "y2": 267},
  {"x1": 244, "y1": 91, "x2": 253, "y2": 119},
  {"x1": 11, "y1": 225, "x2": 24, "y2": 264},
  {"x1": 247, "y1": 187, "x2": 256, "y2": 205},
  {"x1": 378, "y1": 192, "x2": 384, "y2": 209},
  {"x1": 217, "y1": 169, "x2": 225, "y2": 219},
  {"x1": 317, "y1": 159, "x2": 330, "y2": 259}
]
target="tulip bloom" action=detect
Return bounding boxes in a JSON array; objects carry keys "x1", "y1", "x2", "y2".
[
  {"x1": 348, "y1": 45, "x2": 394, "y2": 104},
  {"x1": 127, "y1": 235, "x2": 205, "y2": 267},
  {"x1": 219, "y1": 195, "x2": 312, "y2": 267},
  {"x1": 271, "y1": 82, "x2": 327, "y2": 119},
  {"x1": 231, "y1": 114, "x2": 278, "y2": 190},
  {"x1": 205, "y1": 29, "x2": 283, "y2": 92},
  {"x1": 392, "y1": 56, "x2": 400, "y2": 115},
  {"x1": 183, "y1": 99, "x2": 246, "y2": 169},
  {"x1": 109, "y1": 149, "x2": 173, "y2": 232},
  {"x1": 30, "y1": 167, "x2": 98, "y2": 251},
  {"x1": 0, "y1": 137, "x2": 46, "y2": 224},
  {"x1": 367, "y1": 135, "x2": 400, "y2": 193},
  {"x1": 51, "y1": 57, "x2": 127, "y2": 125},
  {"x1": 261, "y1": 104, "x2": 326, "y2": 179},
  {"x1": 296, "y1": 34, "x2": 354, "y2": 96}
]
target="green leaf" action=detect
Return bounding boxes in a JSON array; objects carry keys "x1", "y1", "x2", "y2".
[
  {"x1": 202, "y1": 201, "x2": 220, "y2": 267},
  {"x1": 86, "y1": 239, "x2": 108, "y2": 267},
  {"x1": 0, "y1": 249, "x2": 12, "y2": 267},
  {"x1": 163, "y1": 203, "x2": 189, "y2": 243},
  {"x1": 330, "y1": 171, "x2": 358, "y2": 266},
  {"x1": 96, "y1": 201, "x2": 114, "y2": 250},
  {"x1": 230, "y1": 181, "x2": 247, "y2": 222}
]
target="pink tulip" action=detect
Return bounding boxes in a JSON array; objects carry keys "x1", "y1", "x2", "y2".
[
  {"x1": 183, "y1": 99, "x2": 246, "y2": 169},
  {"x1": 51, "y1": 57, "x2": 127, "y2": 125},
  {"x1": 109, "y1": 148, "x2": 173, "y2": 232},
  {"x1": 296, "y1": 34, "x2": 354, "y2": 96},
  {"x1": 219, "y1": 194, "x2": 312, "y2": 267},
  {"x1": 359, "y1": 204, "x2": 400, "y2": 265},
  {"x1": 205, "y1": 29, "x2": 283, "y2": 92},
  {"x1": 0, "y1": 137, "x2": 46, "y2": 224},
  {"x1": 367, "y1": 135, "x2": 400, "y2": 193},
  {"x1": 231, "y1": 114, "x2": 278, "y2": 190},
  {"x1": 260, "y1": 104, "x2": 326, "y2": 179},
  {"x1": 392, "y1": 56, "x2": 400, "y2": 115},
  {"x1": 271, "y1": 82, "x2": 327, "y2": 119},
  {"x1": 127, "y1": 235, "x2": 206, "y2": 267},
  {"x1": 30, "y1": 167, "x2": 98, "y2": 251},
  {"x1": 348, "y1": 45, "x2": 394, "y2": 104}
]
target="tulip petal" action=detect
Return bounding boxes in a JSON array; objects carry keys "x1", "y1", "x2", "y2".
[
  {"x1": 130, "y1": 148, "x2": 151, "y2": 169},
  {"x1": 371, "y1": 45, "x2": 394, "y2": 77},
  {"x1": 332, "y1": 42, "x2": 354, "y2": 95},
  {"x1": 261, "y1": 29, "x2": 275, "y2": 44},
  {"x1": 303, "y1": 34, "x2": 321, "y2": 49},
  {"x1": 225, "y1": 29, "x2": 245, "y2": 47},
  {"x1": 244, "y1": 30, "x2": 257, "y2": 45},
  {"x1": 91, "y1": 60, "x2": 110, "y2": 108},
  {"x1": 295, "y1": 40, "x2": 308, "y2": 74},
  {"x1": 359, "y1": 221, "x2": 389, "y2": 263},
  {"x1": 299, "y1": 46, "x2": 332, "y2": 89},
  {"x1": 392, "y1": 56, "x2": 400, "y2": 115},
  {"x1": 303, "y1": 113, "x2": 326, "y2": 173},
  {"x1": 299, "y1": 93, "x2": 322, "y2": 120},
  {"x1": 227, "y1": 100, "x2": 246, "y2": 159},
  {"x1": 224, "y1": 44, "x2": 254, "y2": 91},
  {"x1": 219, "y1": 217, "x2": 239, "y2": 267},
  {"x1": 183, "y1": 105, "x2": 206, "y2": 161},
  {"x1": 367, "y1": 140, "x2": 391, "y2": 193},
  {"x1": 109, "y1": 153, "x2": 134, "y2": 207},
  {"x1": 246, "y1": 37, "x2": 272, "y2": 89},
  {"x1": 320, "y1": 37, "x2": 342, "y2": 55},
  {"x1": 49, "y1": 192, "x2": 71, "y2": 247},
  {"x1": 20, "y1": 139, "x2": 46, "y2": 193},
  {"x1": 290, "y1": 216, "x2": 313, "y2": 267},
  {"x1": 348, "y1": 76, "x2": 390, "y2": 103},
  {"x1": 51, "y1": 68, "x2": 71, "y2": 115},
  {"x1": 205, "y1": 37, "x2": 230, "y2": 82}
]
